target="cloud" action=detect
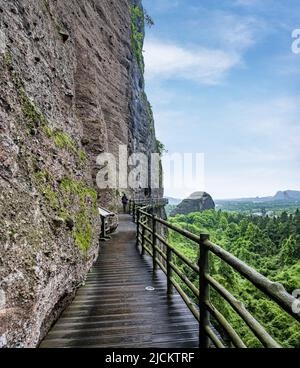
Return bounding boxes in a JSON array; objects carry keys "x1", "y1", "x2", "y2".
[
  {"x1": 232, "y1": 96, "x2": 300, "y2": 133},
  {"x1": 219, "y1": 96, "x2": 300, "y2": 185},
  {"x1": 274, "y1": 53, "x2": 300, "y2": 76},
  {"x1": 211, "y1": 14, "x2": 261, "y2": 51},
  {"x1": 143, "y1": 10, "x2": 263, "y2": 85},
  {"x1": 144, "y1": 39, "x2": 241, "y2": 85},
  {"x1": 155, "y1": 94, "x2": 300, "y2": 199},
  {"x1": 143, "y1": 0, "x2": 300, "y2": 198}
]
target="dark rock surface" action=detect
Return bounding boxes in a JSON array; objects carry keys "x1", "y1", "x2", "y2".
[
  {"x1": 170, "y1": 192, "x2": 215, "y2": 216},
  {"x1": 0, "y1": 0, "x2": 162, "y2": 347}
]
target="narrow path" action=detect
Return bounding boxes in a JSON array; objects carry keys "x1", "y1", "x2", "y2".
[{"x1": 40, "y1": 215, "x2": 199, "y2": 348}]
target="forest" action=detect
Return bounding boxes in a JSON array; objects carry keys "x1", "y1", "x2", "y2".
[
  {"x1": 168, "y1": 209, "x2": 300, "y2": 347},
  {"x1": 215, "y1": 200, "x2": 300, "y2": 215}
]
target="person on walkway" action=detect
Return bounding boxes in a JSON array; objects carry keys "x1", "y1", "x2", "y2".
[{"x1": 121, "y1": 193, "x2": 129, "y2": 213}]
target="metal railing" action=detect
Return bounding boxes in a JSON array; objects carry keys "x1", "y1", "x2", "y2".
[{"x1": 129, "y1": 199, "x2": 300, "y2": 348}]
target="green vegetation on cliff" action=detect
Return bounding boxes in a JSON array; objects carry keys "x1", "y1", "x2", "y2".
[
  {"x1": 34, "y1": 171, "x2": 98, "y2": 253},
  {"x1": 5, "y1": 55, "x2": 83, "y2": 158},
  {"x1": 169, "y1": 209, "x2": 300, "y2": 347},
  {"x1": 43, "y1": 125, "x2": 77, "y2": 153},
  {"x1": 131, "y1": 5, "x2": 145, "y2": 72},
  {"x1": 60, "y1": 177, "x2": 97, "y2": 252}
]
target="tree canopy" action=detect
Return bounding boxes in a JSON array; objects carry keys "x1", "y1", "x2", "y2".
[{"x1": 168, "y1": 209, "x2": 300, "y2": 347}]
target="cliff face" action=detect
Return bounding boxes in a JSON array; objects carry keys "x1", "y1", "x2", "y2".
[{"x1": 0, "y1": 0, "x2": 161, "y2": 347}]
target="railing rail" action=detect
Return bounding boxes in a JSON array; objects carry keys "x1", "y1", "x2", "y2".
[{"x1": 130, "y1": 199, "x2": 299, "y2": 348}]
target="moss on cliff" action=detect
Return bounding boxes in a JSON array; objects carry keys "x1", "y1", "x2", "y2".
[
  {"x1": 13, "y1": 75, "x2": 77, "y2": 155},
  {"x1": 34, "y1": 171, "x2": 60, "y2": 209},
  {"x1": 60, "y1": 177, "x2": 97, "y2": 213},
  {"x1": 3, "y1": 21, "x2": 70, "y2": 158},
  {"x1": 43, "y1": 125, "x2": 77, "y2": 153},
  {"x1": 42, "y1": 0, "x2": 50, "y2": 13},
  {"x1": 74, "y1": 212, "x2": 93, "y2": 253},
  {"x1": 17, "y1": 84, "x2": 81, "y2": 157},
  {"x1": 60, "y1": 177, "x2": 98, "y2": 252},
  {"x1": 4, "y1": 51, "x2": 12, "y2": 67},
  {"x1": 131, "y1": 5, "x2": 145, "y2": 72},
  {"x1": 79, "y1": 150, "x2": 87, "y2": 164},
  {"x1": 156, "y1": 139, "x2": 166, "y2": 156},
  {"x1": 18, "y1": 87, "x2": 47, "y2": 128},
  {"x1": 141, "y1": 91, "x2": 155, "y2": 133},
  {"x1": 34, "y1": 171, "x2": 98, "y2": 252}
]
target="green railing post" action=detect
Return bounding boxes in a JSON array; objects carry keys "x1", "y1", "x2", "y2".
[
  {"x1": 152, "y1": 214, "x2": 157, "y2": 271},
  {"x1": 199, "y1": 233, "x2": 210, "y2": 348},
  {"x1": 167, "y1": 247, "x2": 173, "y2": 295}
]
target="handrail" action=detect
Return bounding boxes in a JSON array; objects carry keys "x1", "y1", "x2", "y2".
[
  {"x1": 205, "y1": 274, "x2": 280, "y2": 348},
  {"x1": 204, "y1": 239, "x2": 298, "y2": 322},
  {"x1": 131, "y1": 199, "x2": 300, "y2": 348}
]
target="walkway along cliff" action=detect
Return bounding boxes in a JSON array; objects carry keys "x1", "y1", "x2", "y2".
[
  {"x1": 1, "y1": 1, "x2": 299, "y2": 349},
  {"x1": 0, "y1": 0, "x2": 162, "y2": 347},
  {"x1": 40, "y1": 200, "x2": 300, "y2": 348}
]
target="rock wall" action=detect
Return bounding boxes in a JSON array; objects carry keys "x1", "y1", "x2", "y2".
[{"x1": 0, "y1": 0, "x2": 162, "y2": 347}]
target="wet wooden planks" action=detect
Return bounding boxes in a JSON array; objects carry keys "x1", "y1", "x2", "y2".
[{"x1": 40, "y1": 215, "x2": 199, "y2": 348}]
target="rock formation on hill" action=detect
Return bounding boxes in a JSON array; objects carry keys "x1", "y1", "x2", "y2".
[
  {"x1": 170, "y1": 192, "x2": 215, "y2": 216},
  {"x1": 0, "y1": 0, "x2": 162, "y2": 347}
]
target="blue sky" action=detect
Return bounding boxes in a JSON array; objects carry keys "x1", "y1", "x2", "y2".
[{"x1": 143, "y1": 0, "x2": 300, "y2": 199}]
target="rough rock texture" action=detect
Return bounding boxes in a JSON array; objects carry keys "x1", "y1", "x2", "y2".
[
  {"x1": 170, "y1": 192, "x2": 215, "y2": 216},
  {"x1": 0, "y1": 0, "x2": 162, "y2": 347}
]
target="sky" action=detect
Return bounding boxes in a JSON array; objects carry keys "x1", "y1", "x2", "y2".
[{"x1": 142, "y1": 0, "x2": 300, "y2": 199}]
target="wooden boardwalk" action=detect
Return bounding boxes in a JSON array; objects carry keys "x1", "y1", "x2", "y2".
[{"x1": 40, "y1": 215, "x2": 199, "y2": 348}]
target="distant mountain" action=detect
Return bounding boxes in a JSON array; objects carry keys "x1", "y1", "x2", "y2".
[
  {"x1": 273, "y1": 190, "x2": 300, "y2": 201},
  {"x1": 170, "y1": 192, "x2": 215, "y2": 216},
  {"x1": 216, "y1": 190, "x2": 300, "y2": 203}
]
